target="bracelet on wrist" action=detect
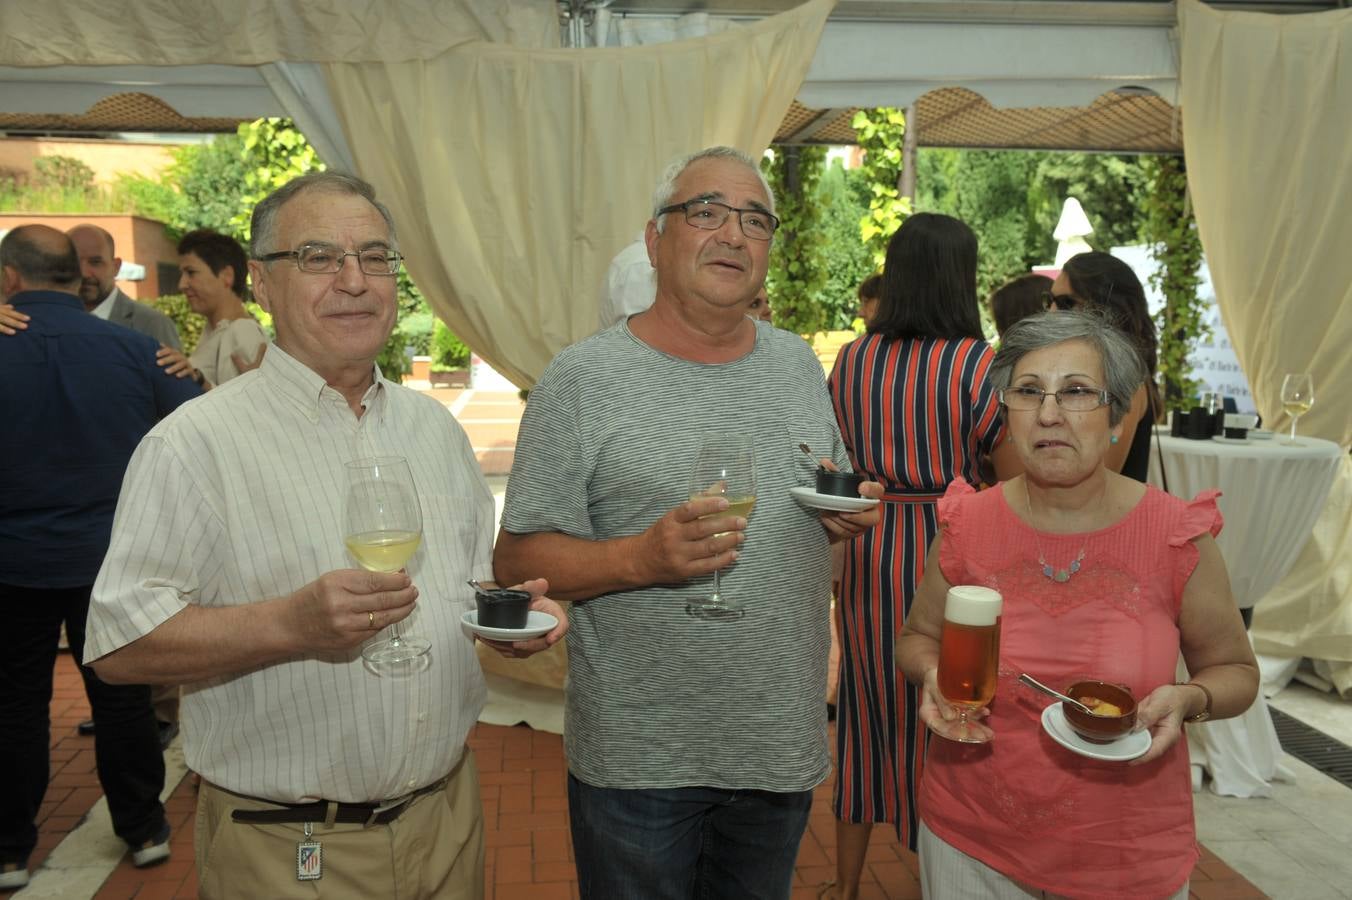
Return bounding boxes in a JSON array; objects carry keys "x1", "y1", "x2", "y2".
[{"x1": 1176, "y1": 681, "x2": 1213, "y2": 723}]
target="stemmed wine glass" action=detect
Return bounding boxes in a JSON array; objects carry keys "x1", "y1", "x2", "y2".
[
  {"x1": 934, "y1": 586, "x2": 1003, "y2": 743},
  {"x1": 1279, "y1": 373, "x2": 1314, "y2": 446},
  {"x1": 344, "y1": 456, "x2": 430, "y2": 665},
  {"x1": 687, "y1": 433, "x2": 757, "y2": 621}
]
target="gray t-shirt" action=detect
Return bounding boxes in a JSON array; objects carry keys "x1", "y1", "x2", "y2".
[{"x1": 502, "y1": 319, "x2": 850, "y2": 792}]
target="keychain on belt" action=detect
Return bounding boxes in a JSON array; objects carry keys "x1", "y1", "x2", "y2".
[{"x1": 297, "y1": 822, "x2": 322, "y2": 881}]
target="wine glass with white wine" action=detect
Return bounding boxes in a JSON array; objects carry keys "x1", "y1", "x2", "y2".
[
  {"x1": 344, "y1": 456, "x2": 430, "y2": 665},
  {"x1": 1279, "y1": 373, "x2": 1314, "y2": 446},
  {"x1": 687, "y1": 432, "x2": 756, "y2": 621}
]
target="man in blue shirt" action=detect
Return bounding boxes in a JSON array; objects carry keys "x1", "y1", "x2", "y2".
[{"x1": 0, "y1": 225, "x2": 201, "y2": 890}]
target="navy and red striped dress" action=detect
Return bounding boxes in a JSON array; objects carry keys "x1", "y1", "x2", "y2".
[{"x1": 827, "y1": 333, "x2": 1004, "y2": 849}]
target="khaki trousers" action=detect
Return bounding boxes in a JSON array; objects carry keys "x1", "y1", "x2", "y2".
[{"x1": 195, "y1": 750, "x2": 483, "y2": 900}]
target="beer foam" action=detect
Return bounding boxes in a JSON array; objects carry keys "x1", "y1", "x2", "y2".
[{"x1": 944, "y1": 585, "x2": 1002, "y2": 626}]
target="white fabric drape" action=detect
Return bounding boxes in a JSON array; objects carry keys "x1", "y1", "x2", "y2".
[
  {"x1": 0, "y1": 0, "x2": 558, "y2": 65},
  {"x1": 323, "y1": 0, "x2": 835, "y2": 387},
  {"x1": 1178, "y1": 0, "x2": 1352, "y2": 447},
  {"x1": 1178, "y1": 0, "x2": 1352, "y2": 694}
]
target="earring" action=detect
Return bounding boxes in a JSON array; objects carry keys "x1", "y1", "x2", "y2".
[{"x1": 1110, "y1": 434, "x2": 1120, "y2": 445}]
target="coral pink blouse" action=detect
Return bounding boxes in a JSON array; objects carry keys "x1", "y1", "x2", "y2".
[{"x1": 919, "y1": 479, "x2": 1222, "y2": 899}]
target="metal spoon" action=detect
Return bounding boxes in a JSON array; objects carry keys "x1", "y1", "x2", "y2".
[
  {"x1": 1018, "y1": 673, "x2": 1096, "y2": 715},
  {"x1": 799, "y1": 442, "x2": 813, "y2": 457}
]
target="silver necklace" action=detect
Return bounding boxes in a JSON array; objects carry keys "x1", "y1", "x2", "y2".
[{"x1": 1024, "y1": 479, "x2": 1087, "y2": 583}]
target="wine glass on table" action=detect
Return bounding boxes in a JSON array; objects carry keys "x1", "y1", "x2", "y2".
[
  {"x1": 687, "y1": 432, "x2": 757, "y2": 621},
  {"x1": 934, "y1": 586, "x2": 1002, "y2": 743},
  {"x1": 344, "y1": 456, "x2": 430, "y2": 665},
  {"x1": 1279, "y1": 373, "x2": 1314, "y2": 446}
]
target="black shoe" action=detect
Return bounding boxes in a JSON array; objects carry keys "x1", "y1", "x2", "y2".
[
  {"x1": 77, "y1": 719, "x2": 96, "y2": 736},
  {"x1": 157, "y1": 721, "x2": 179, "y2": 749}
]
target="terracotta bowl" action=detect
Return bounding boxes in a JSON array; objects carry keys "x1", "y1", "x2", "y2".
[
  {"x1": 1062, "y1": 680, "x2": 1137, "y2": 743},
  {"x1": 474, "y1": 588, "x2": 531, "y2": 629},
  {"x1": 816, "y1": 469, "x2": 865, "y2": 497}
]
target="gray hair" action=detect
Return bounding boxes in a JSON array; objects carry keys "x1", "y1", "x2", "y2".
[
  {"x1": 990, "y1": 310, "x2": 1147, "y2": 426},
  {"x1": 651, "y1": 146, "x2": 775, "y2": 233},
  {"x1": 249, "y1": 172, "x2": 398, "y2": 258}
]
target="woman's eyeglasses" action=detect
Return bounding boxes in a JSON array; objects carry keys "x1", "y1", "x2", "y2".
[{"x1": 1040, "y1": 291, "x2": 1082, "y2": 311}]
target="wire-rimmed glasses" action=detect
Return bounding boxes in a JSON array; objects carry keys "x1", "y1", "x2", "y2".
[
  {"x1": 657, "y1": 199, "x2": 780, "y2": 241},
  {"x1": 256, "y1": 242, "x2": 403, "y2": 276},
  {"x1": 999, "y1": 385, "x2": 1111, "y2": 412}
]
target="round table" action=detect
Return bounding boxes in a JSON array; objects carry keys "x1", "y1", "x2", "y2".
[
  {"x1": 1147, "y1": 431, "x2": 1343, "y2": 609},
  {"x1": 1147, "y1": 429, "x2": 1343, "y2": 798}
]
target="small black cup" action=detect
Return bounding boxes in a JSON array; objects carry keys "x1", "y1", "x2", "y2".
[
  {"x1": 1223, "y1": 426, "x2": 1248, "y2": 440},
  {"x1": 474, "y1": 588, "x2": 531, "y2": 629},
  {"x1": 1186, "y1": 407, "x2": 1213, "y2": 440},
  {"x1": 816, "y1": 468, "x2": 865, "y2": 498},
  {"x1": 1170, "y1": 411, "x2": 1188, "y2": 437}
]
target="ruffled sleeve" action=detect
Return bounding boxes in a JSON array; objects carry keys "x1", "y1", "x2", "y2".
[
  {"x1": 1170, "y1": 489, "x2": 1224, "y2": 601},
  {"x1": 938, "y1": 478, "x2": 978, "y2": 584}
]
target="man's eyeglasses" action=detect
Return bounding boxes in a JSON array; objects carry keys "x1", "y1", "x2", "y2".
[
  {"x1": 1040, "y1": 291, "x2": 1082, "y2": 311},
  {"x1": 256, "y1": 242, "x2": 403, "y2": 277},
  {"x1": 999, "y1": 385, "x2": 1111, "y2": 412},
  {"x1": 657, "y1": 199, "x2": 780, "y2": 241}
]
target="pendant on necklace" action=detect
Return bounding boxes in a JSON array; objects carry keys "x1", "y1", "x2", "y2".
[{"x1": 1038, "y1": 547, "x2": 1085, "y2": 583}]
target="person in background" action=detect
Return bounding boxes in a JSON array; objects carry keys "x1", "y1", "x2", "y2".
[
  {"x1": 988, "y1": 272, "x2": 1052, "y2": 340},
  {"x1": 856, "y1": 272, "x2": 882, "y2": 328},
  {"x1": 495, "y1": 146, "x2": 881, "y2": 898},
  {"x1": 748, "y1": 285, "x2": 773, "y2": 323},
  {"x1": 84, "y1": 173, "x2": 566, "y2": 899},
  {"x1": 0, "y1": 225, "x2": 200, "y2": 891},
  {"x1": 0, "y1": 224, "x2": 183, "y2": 350},
  {"x1": 1042, "y1": 251, "x2": 1160, "y2": 482},
  {"x1": 155, "y1": 230, "x2": 269, "y2": 390},
  {"x1": 897, "y1": 310, "x2": 1257, "y2": 899},
  {"x1": 822, "y1": 214, "x2": 1007, "y2": 900}
]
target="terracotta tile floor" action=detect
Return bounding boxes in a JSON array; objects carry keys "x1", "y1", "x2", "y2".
[{"x1": 24, "y1": 650, "x2": 1269, "y2": 900}]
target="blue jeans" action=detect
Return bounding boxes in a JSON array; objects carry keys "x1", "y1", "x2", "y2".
[
  {"x1": 568, "y1": 773, "x2": 813, "y2": 900},
  {"x1": 0, "y1": 583, "x2": 167, "y2": 865}
]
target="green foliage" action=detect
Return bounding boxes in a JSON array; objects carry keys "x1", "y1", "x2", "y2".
[
  {"x1": 429, "y1": 319, "x2": 471, "y2": 371},
  {"x1": 761, "y1": 146, "x2": 830, "y2": 336},
  {"x1": 1141, "y1": 155, "x2": 1206, "y2": 410},
  {"x1": 33, "y1": 155, "x2": 96, "y2": 193},
  {"x1": 0, "y1": 154, "x2": 107, "y2": 213},
  {"x1": 816, "y1": 162, "x2": 877, "y2": 332},
  {"x1": 232, "y1": 118, "x2": 326, "y2": 243},
  {"x1": 852, "y1": 108, "x2": 913, "y2": 266},
  {"x1": 1025, "y1": 153, "x2": 1150, "y2": 264}
]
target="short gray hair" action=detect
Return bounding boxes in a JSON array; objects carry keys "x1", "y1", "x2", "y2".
[
  {"x1": 249, "y1": 172, "x2": 398, "y2": 257},
  {"x1": 651, "y1": 146, "x2": 775, "y2": 233},
  {"x1": 990, "y1": 310, "x2": 1147, "y2": 426}
]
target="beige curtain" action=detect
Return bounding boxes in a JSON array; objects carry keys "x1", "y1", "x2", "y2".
[
  {"x1": 1178, "y1": 0, "x2": 1351, "y2": 447},
  {"x1": 0, "y1": 0, "x2": 557, "y2": 65},
  {"x1": 1179, "y1": 0, "x2": 1352, "y2": 693},
  {"x1": 324, "y1": 0, "x2": 835, "y2": 387}
]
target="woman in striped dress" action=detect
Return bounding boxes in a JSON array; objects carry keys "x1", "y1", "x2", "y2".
[{"x1": 823, "y1": 213, "x2": 1007, "y2": 899}]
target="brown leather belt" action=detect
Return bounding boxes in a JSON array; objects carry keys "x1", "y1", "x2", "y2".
[{"x1": 228, "y1": 775, "x2": 448, "y2": 828}]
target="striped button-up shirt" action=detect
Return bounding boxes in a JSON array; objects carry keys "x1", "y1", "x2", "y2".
[{"x1": 87, "y1": 345, "x2": 491, "y2": 803}]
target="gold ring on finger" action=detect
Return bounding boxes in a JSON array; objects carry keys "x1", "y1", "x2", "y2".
[{"x1": 368, "y1": 611, "x2": 376, "y2": 628}]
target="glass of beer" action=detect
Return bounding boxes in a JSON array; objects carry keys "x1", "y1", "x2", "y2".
[{"x1": 935, "y1": 585, "x2": 1003, "y2": 743}]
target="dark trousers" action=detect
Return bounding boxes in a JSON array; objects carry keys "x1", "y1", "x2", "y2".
[
  {"x1": 568, "y1": 773, "x2": 813, "y2": 900},
  {"x1": 0, "y1": 583, "x2": 167, "y2": 865}
]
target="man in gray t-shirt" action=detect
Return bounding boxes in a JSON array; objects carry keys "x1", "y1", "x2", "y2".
[{"x1": 495, "y1": 146, "x2": 881, "y2": 899}]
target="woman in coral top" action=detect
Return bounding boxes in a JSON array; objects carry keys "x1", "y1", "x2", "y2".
[{"x1": 898, "y1": 311, "x2": 1258, "y2": 899}]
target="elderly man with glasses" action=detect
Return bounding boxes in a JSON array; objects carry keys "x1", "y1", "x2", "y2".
[
  {"x1": 85, "y1": 172, "x2": 567, "y2": 900},
  {"x1": 495, "y1": 146, "x2": 882, "y2": 898}
]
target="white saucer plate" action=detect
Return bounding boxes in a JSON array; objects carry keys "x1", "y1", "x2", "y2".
[
  {"x1": 1248, "y1": 430, "x2": 1274, "y2": 440},
  {"x1": 789, "y1": 486, "x2": 880, "y2": 513},
  {"x1": 1212, "y1": 435, "x2": 1250, "y2": 445},
  {"x1": 460, "y1": 609, "x2": 557, "y2": 641},
  {"x1": 1040, "y1": 704, "x2": 1150, "y2": 762}
]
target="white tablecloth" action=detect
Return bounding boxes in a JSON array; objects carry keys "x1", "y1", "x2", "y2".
[{"x1": 1148, "y1": 430, "x2": 1343, "y2": 797}]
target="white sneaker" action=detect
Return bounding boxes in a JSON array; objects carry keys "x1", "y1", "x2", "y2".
[
  {"x1": 130, "y1": 827, "x2": 171, "y2": 868},
  {"x1": 0, "y1": 864, "x2": 29, "y2": 890}
]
